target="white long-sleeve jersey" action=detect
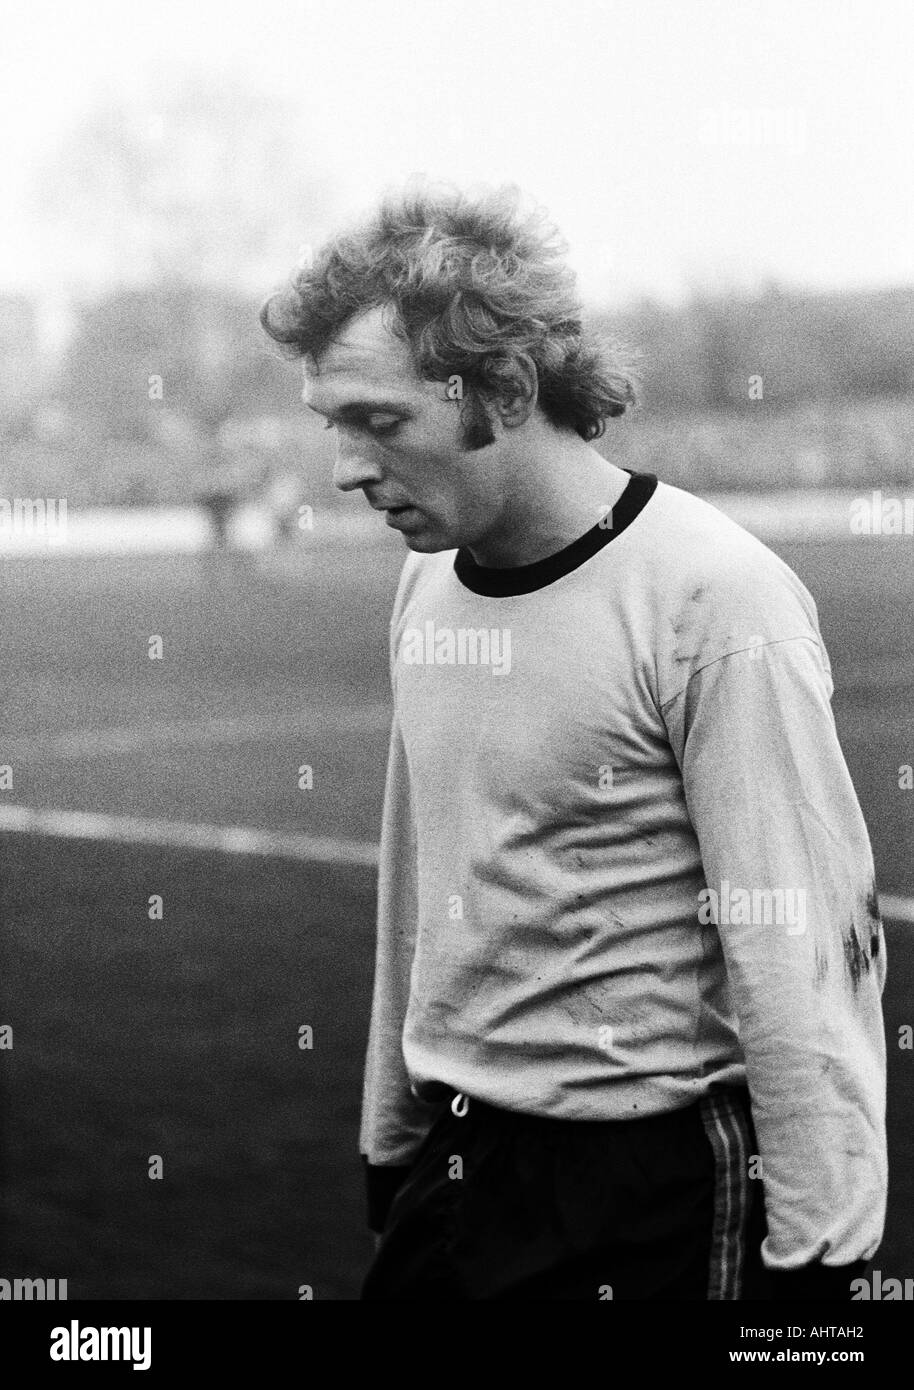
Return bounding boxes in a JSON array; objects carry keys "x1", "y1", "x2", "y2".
[{"x1": 359, "y1": 470, "x2": 887, "y2": 1271}]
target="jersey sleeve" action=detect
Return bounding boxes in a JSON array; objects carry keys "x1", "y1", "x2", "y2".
[
  {"x1": 359, "y1": 706, "x2": 438, "y2": 1169},
  {"x1": 662, "y1": 632, "x2": 888, "y2": 1270},
  {"x1": 359, "y1": 567, "x2": 441, "y2": 1216}
]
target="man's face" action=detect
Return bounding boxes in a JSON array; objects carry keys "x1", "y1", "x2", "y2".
[{"x1": 301, "y1": 305, "x2": 504, "y2": 553}]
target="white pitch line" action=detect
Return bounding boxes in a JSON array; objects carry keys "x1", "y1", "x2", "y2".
[
  {"x1": 1, "y1": 802, "x2": 912, "y2": 920},
  {"x1": 0, "y1": 804, "x2": 379, "y2": 868},
  {"x1": 881, "y1": 895, "x2": 914, "y2": 925}
]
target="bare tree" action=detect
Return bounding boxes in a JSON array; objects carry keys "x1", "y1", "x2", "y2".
[{"x1": 33, "y1": 72, "x2": 337, "y2": 291}]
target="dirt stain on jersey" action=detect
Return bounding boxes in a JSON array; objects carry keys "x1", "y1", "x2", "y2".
[
  {"x1": 865, "y1": 882, "x2": 882, "y2": 960},
  {"x1": 843, "y1": 924, "x2": 871, "y2": 989},
  {"x1": 843, "y1": 883, "x2": 883, "y2": 990}
]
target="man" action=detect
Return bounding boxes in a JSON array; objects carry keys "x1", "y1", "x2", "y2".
[{"x1": 261, "y1": 185, "x2": 887, "y2": 1301}]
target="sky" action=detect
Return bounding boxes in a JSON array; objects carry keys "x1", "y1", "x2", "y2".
[{"x1": 1, "y1": 0, "x2": 913, "y2": 307}]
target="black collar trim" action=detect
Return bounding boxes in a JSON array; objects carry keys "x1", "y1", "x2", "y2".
[{"x1": 453, "y1": 470, "x2": 658, "y2": 597}]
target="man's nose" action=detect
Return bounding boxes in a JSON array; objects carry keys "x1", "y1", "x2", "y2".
[{"x1": 332, "y1": 438, "x2": 382, "y2": 494}]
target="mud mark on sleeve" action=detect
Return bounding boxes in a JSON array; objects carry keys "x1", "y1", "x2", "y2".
[
  {"x1": 843, "y1": 880, "x2": 885, "y2": 990},
  {"x1": 843, "y1": 924, "x2": 871, "y2": 990},
  {"x1": 865, "y1": 881, "x2": 882, "y2": 961}
]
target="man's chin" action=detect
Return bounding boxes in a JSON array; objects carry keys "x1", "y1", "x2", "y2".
[
  {"x1": 400, "y1": 531, "x2": 453, "y2": 553},
  {"x1": 382, "y1": 507, "x2": 461, "y2": 552},
  {"x1": 389, "y1": 513, "x2": 459, "y2": 552}
]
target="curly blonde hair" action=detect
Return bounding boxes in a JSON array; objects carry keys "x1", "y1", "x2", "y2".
[{"x1": 260, "y1": 182, "x2": 636, "y2": 440}]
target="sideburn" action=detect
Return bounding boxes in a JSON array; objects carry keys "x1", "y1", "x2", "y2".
[{"x1": 459, "y1": 391, "x2": 496, "y2": 451}]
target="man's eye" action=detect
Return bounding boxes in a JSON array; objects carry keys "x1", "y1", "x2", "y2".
[
  {"x1": 323, "y1": 414, "x2": 401, "y2": 436},
  {"x1": 365, "y1": 415, "x2": 401, "y2": 436}
]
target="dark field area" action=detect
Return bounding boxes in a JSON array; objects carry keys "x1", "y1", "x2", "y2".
[{"x1": 0, "y1": 520, "x2": 912, "y2": 1299}]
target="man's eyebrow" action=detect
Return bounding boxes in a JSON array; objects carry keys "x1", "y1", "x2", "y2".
[{"x1": 301, "y1": 396, "x2": 412, "y2": 418}]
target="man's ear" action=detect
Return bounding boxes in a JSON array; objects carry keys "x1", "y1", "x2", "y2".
[{"x1": 492, "y1": 353, "x2": 539, "y2": 430}]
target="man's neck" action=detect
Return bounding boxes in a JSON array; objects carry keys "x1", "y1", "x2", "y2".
[{"x1": 466, "y1": 441, "x2": 632, "y2": 568}]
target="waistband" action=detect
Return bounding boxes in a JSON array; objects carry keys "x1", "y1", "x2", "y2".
[{"x1": 433, "y1": 1083, "x2": 754, "y2": 1130}]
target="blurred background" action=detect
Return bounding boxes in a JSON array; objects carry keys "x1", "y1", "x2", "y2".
[{"x1": 1, "y1": 0, "x2": 912, "y2": 1299}]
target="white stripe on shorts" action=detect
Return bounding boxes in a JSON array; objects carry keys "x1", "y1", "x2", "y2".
[{"x1": 699, "y1": 1089, "x2": 752, "y2": 1300}]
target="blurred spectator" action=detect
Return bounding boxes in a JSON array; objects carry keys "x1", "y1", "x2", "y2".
[
  {"x1": 264, "y1": 470, "x2": 306, "y2": 547},
  {"x1": 197, "y1": 482, "x2": 238, "y2": 549}
]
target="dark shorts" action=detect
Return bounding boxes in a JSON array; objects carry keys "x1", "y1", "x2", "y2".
[{"x1": 362, "y1": 1086, "x2": 772, "y2": 1301}]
